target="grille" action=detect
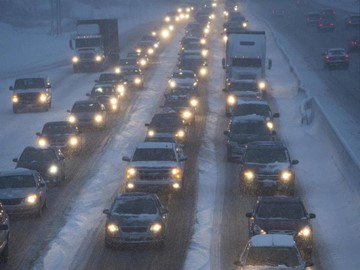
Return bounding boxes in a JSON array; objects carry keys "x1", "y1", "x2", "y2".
[
  {"x1": 18, "y1": 93, "x2": 39, "y2": 103},
  {"x1": 0, "y1": 198, "x2": 23, "y2": 205},
  {"x1": 121, "y1": 227, "x2": 147, "y2": 233},
  {"x1": 137, "y1": 168, "x2": 172, "y2": 180},
  {"x1": 79, "y1": 52, "x2": 94, "y2": 60},
  {"x1": 257, "y1": 174, "x2": 278, "y2": 181}
]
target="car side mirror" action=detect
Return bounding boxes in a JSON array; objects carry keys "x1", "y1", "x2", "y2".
[
  {"x1": 245, "y1": 212, "x2": 253, "y2": 218},
  {"x1": 103, "y1": 209, "x2": 110, "y2": 215},
  {"x1": 122, "y1": 156, "x2": 131, "y2": 162},
  {"x1": 308, "y1": 213, "x2": 316, "y2": 219},
  {"x1": 67, "y1": 110, "x2": 71, "y2": 113},
  {"x1": 291, "y1": 159, "x2": 299, "y2": 165},
  {"x1": 145, "y1": 123, "x2": 150, "y2": 127},
  {"x1": 36, "y1": 132, "x2": 41, "y2": 136},
  {"x1": 0, "y1": 224, "x2": 9, "y2": 231},
  {"x1": 95, "y1": 79, "x2": 99, "y2": 83},
  {"x1": 273, "y1": 113, "x2": 280, "y2": 118},
  {"x1": 222, "y1": 88, "x2": 227, "y2": 92},
  {"x1": 160, "y1": 208, "x2": 169, "y2": 215},
  {"x1": 268, "y1": 59, "x2": 272, "y2": 70},
  {"x1": 9, "y1": 86, "x2": 13, "y2": 90},
  {"x1": 224, "y1": 130, "x2": 229, "y2": 136},
  {"x1": 12, "y1": 158, "x2": 18, "y2": 163}
]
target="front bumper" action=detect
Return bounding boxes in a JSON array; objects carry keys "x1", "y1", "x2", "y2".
[{"x1": 125, "y1": 179, "x2": 182, "y2": 193}]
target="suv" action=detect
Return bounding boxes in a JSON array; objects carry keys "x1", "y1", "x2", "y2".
[
  {"x1": 13, "y1": 146, "x2": 66, "y2": 185},
  {"x1": 9, "y1": 77, "x2": 52, "y2": 113},
  {"x1": 246, "y1": 196, "x2": 316, "y2": 259},
  {"x1": 322, "y1": 48, "x2": 349, "y2": 69},
  {"x1": 168, "y1": 70, "x2": 198, "y2": 90},
  {"x1": 86, "y1": 84, "x2": 122, "y2": 112},
  {"x1": 67, "y1": 100, "x2": 107, "y2": 129},
  {"x1": 122, "y1": 142, "x2": 187, "y2": 193},
  {"x1": 0, "y1": 168, "x2": 47, "y2": 217},
  {"x1": 0, "y1": 203, "x2": 9, "y2": 263},
  {"x1": 36, "y1": 121, "x2": 82, "y2": 156},
  {"x1": 234, "y1": 234, "x2": 313, "y2": 269},
  {"x1": 239, "y1": 141, "x2": 298, "y2": 195},
  {"x1": 95, "y1": 73, "x2": 127, "y2": 94},
  {"x1": 103, "y1": 192, "x2": 168, "y2": 248},
  {"x1": 121, "y1": 67, "x2": 144, "y2": 89},
  {"x1": 345, "y1": 14, "x2": 360, "y2": 29},
  {"x1": 223, "y1": 115, "x2": 276, "y2": 161},
  {"x1": 231, "y1": 99, "x2": 279, "y2": 120}
]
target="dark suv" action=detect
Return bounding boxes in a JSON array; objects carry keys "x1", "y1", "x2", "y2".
[
  {"x1": 13, "y1": 146, "x2": 66, "y2": 185},
  {"x1": 239, "y1": 141, "x2": 298, "y2": 195},
  {"x1": 246, "y1": 196, "x2": 316, "y2": 259}
]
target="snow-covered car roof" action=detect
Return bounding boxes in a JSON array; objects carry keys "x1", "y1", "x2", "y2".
[
  {"x1": 249, "y1": 234, "x2": 295, "y2": 247},
  {"x1": 135, "y1": 142, "x2": 176, "y2": 149}
]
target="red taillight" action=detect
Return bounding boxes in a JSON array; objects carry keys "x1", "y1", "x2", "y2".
[
  {"x1": 352, "y1": 41, "x2": 356, "y2": 45},
  {"x1": 349, "y1": 20, "x2": 352, "y2": 24},
  {"x1": 325, "y1": 56, "x2": 329, "y2": 59},
  {"x1": 319, "y1": 23, "x2": 323, "y2": 26},
  {"x1": 330, "y1": 24, "x2": 334, "y2": 26},
  {"x1": 345, "y1": 54, "x2": 349, "y2": 58}
]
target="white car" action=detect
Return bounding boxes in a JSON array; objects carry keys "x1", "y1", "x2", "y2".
[{"x1": 168, "y1": 70, "x2": 198, "y2": 90}]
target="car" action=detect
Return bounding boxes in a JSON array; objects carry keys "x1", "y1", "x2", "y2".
[
  {"x1": 345, "y1": 14, "x2": 360, "y2": 29},
  {"x1": 317, "y1": 17, "x2": 335, "y2": 32},
  {"x1": 162, "y1": 93, "x2": 197, "y2": 126},
  {"x1": 224, "y1": 115, "x2": 276, "y2": 161},
  {"x1": 0, "y1": 203, "x2": 9, "y2": 263},
  {"x1": 120, "y1": 67, "x2": 144, "y2": 89},
  {"x1": 95, "y1": 72, "x2": 127, "y2": 93},
  {"x1": 239, "y1": 141, "x2": 298, "y2": 195},
  {"x1": 86, "y1": 84, "x2": 122, "y2": 112},
  {"x1": 67, "y1": 100, "x2": 107, "y2": 129},
  {"x1": 234, "y1": 234, "x2": 313, "y2": 269},
  {"x1": 127, "y1": 50, "x2": 149, "y2": 69},
  {"x1": 9, "y1": 77, "x2": 52, "y2": 113},
  {"x1": 322, "y1": 48, "x2": 349, "y2": 69},
  {"x1": 246, "y1": 196, "x2": 316, "y2": 258},
  {"x1": 145, "y1": 112, "x2": 189, "y2": 143},
  {"x1": 140, "y1": 35, "x2": 160, "y2": 49},
  {"x1": 231, "y1": 99, "x2": 279, "y2": 121},
  {"x1": 103, "y1": 192, "x2": 168, "y2": 248},
  {"x1": 320, "y1": 8, "x2": 336, "y2": 20},
  {"x1": 115, "y1": 57, "x2": 139, "y2": 72},
  {"x1": 122, "y1": 142, "x2": 187, "y2": 193},
  {"x1": 180, "y1": 36, "x2": 201, "y2": 47},
  {"x1": 180, "y1": 43, "x2": 209, "y2": 59},
  {"x1": 177, "y1": 53, "x2": 208, "y2": 78},
  {"x1": 36, "y1": 121, "x2": 82, "y2": 156},
  {"x1": 306, "y1": 12, "x2": 321, "y2": 25},
  {"x1": 348, "y1": 35, "x2": 360, "y2": 52},
  {"x1": 168, "y1": 70, "x2": 198, "y2": 90},
  {"x1": 13, "y1": 146, "x2": 66, "y2": 185},
  {"x1": 0, "y1": 168, "x2": 46, "y2": 217},
  {"x1": 185, "y1": 22, "x2": 203, "y2": 37},
  {"x1": 136, "y1": 40, "x2": 157, "y2": 57}
]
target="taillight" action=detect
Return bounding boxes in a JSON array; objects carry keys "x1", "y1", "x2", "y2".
[
  {"x1": 325, "y1": 56, "x2": 329, "y2": 60},
  {"x1": 319, "y1": 23, "x2": 323, "y2": 26},
  {"x1": 330, "y1": 24, "x2": 334, "y2": 26},
  {"x1": 345, "y1": 54, "x2": 349, "y2": 58},
  {"x1": 352, "y1": 41, "x2": 356, "y2": 45}
]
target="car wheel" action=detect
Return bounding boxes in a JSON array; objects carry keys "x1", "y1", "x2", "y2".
[{"x1": 0, "y1": 241, "x2": 9, "y2": 263}]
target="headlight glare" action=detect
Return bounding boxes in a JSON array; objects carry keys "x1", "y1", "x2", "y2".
[
  {"x1": 150, "y1": 222, "x2": 162, "y2": 233},
  {"x1": 68, "y1": 115, "x2": 76, "y2": 123},
  {"x1": 25, "y1": 194, "x2": 38, "y2": 205},
  {"x1": 94, "y1": 114, "x2": 103, "y2": 123},
  {"x1": 281, "y1": 171, "x2": 292, "y2": 181},
  {"x1": 49, "y1": 165, "x2": 58, "y2": 175},
  {"x1": 69, "y1": 137, "x2": 78, "y2": 146},
  {"x1": 244, "y1": 170, "x2": 255, "y2": 181},
  {"x1": 107, "y1": 223, "x2": 119, "y2": 233},
  {"x1": 227, "y1": 95, "x2": 236, "y2": 105},
  {"x1": 298, "y1": 226, "x2": 311, "y2": 237},
  {"x1": 12, "y1": 95, "x2": 19, "y2": 103}
]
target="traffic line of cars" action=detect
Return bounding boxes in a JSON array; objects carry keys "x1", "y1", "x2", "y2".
[
  {"x1": 0, "y1": 5, "x2": 192, "y2": 263},
  {"x1": 223, "y1": 1, "x2": 316, "y2": 269}
]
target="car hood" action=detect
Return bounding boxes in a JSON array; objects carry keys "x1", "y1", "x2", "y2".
[
  {"x1": 109, "y1": 214, "x2": 159, "y2": 226},
  {"x1": 0, "y1": 187, "x2": 38, "y2": 199},
  {"x1": 254, "y1": 218, "x2": 309, "y2": 233},
  {"x1": 243, "y1": 162, "x2": 290, "y2": 174},
  {"x1": 16, "y1": 160, "x2": 54, "y2": 172},
  {"x1": 129, "y1": 161, "x2": 179, "y2": 168}
]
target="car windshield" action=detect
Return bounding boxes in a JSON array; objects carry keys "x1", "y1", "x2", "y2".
[
  {"x1": 246, "y1": 247, "x2": 300, "y2": 267},
  {"x1": 72, "y1": 102, "x2": 101, "y2": 112},
  {"x1": 14, "y1": 78, "x2": 46, "y2": 89},
  {"x1": 132, "y1": 148, "x2": 176, "y2": 161},
  {"x1": 112, "y1": 198, "x2": 157, "y2": 215},
  {"x1": 233, "y1": 104, "x2": 270, "y2": 117},
  {"x1": 122, "y1": 69, "x2": 140, "y2": 75},
  {"x1": 0, "y1": 175, "x2": 36, "y2": 189},
  {"x1": 184, "y1": 44, "x2": 202, "y2": 50},
  {"x1": 19, "y1": 148, "x2": 55, "y2": 162},
  {"x1": 231, "y1": 122, "x2": 267, "y2": 135},
  {"x1": 245, "y1": 149, "x2": 288, "y2": 163},
  {"x1": 91, "y1": 87, "x2": 115, "y2": 96},
  {"x1": 232, "y1": 58, "x2": 262, "y2": 68},
  {"x1": 173, "y1": 72, "x2": 194, "y2": 79},
  {"x1": 43, "y1": 123, "x2": 75, "y2": 135},
  {"x1": 256, "y1": 202, "x2": 306, "y2": 219},
  {"x1": 99, "y1": 74, "x2": 123, "y2": 82},
  {"x1": 229, "y1": 82, "x2": 258, "y2": 91}
]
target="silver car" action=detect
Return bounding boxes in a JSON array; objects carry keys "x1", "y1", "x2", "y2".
[
  {"x1": 0, "y1": 168, "x2": 47, "y2": 217},
  {"x1": 103, "y1": 192, "x2": 168, "y2": 248}
]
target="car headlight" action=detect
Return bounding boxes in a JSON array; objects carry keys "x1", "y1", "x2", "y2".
[
  {"x1": 127, "y1": 168, "x2": 136, "y2": 178},
  {"x1": 199, "y1": 67, "x2": 207, "y2": 77},
  {"x1": 134, "y1": 77, "x2": 142, "y2": 85},
  {"x1": 201, "y1": 49, "x2": 208, "y2": 57},
  {"x1": 150, "y1": 222, "x2": 163, "y2": 233},
  {"x1": 126, "y1": 182, "x2": 135, "y2": 189},
  {"x1": 95, "y1": 55, "x2": 102, "y2": 62},
  {"x1": 147, "y1": 129, "x2": 155, "y2": 137},
  {"x1": 25, "y1": 194, "x2": 38, "y2": 205},
  {"x1": 182, "y1": 110, "x2": 192, "y2": 120},
  {"x1": 94, "y1": 114, "x2": 103, "y2": 123},
  {"x1": 190, "y1": 98, "x2": 198, "y2": 107},
  {"x1": 253, "y1": 224, "x2": 266, "y2": 235},
  {"x1": 258, "y1": 81, "x2": 266, "y2": 90},
  {"x1": 223, "y1": 35, "x2": 228, "y2": 43},
  {"x1": 49, "y1": 165, "x2": 59, "y2": 175},
  {"x1": 280, "y1": 170, "x2": 292, "y2": 182},
  {"x1": 148, "y1": 48, "x2": 154, "y2": 55},
  {"x1": 37, "y1": 137, "x2": 48, "y2": 148},
  {"x1": 107, "y1": 223, "x2": 119, "y2": 234},
  {"x1": 266, "y1": 121, "x2": 274, "y2": 130},
  {"x1": 168, "y1": 24, "x2": 175, "y2": 31},
  {"x1": 68, "y1": 115, "x2": 76, "y2": 124},
  {"x1": 169, "y1": 80, "x2": 176, "y2": 88},
  {"x1": 227, "y1": 95, "x2": 236, "y2": 105},
  {"x1": 139, "y1": 59, "x2": 147, "y2": 67},
  {"x1": 69, "y1": 136, "x2": 78, "y2": 146},
  {"x1": 154, "y1": 43, "x2": 159, "y2": 48},
  {"x1": 161, "y1": 29, "x2": 170, "y2": 39},
  {"x1": 39, "y1": 93, "x2": 47, "y2": 103},
  {"x1": 204, "y1": 27, "x2": 210, "y2": 34},
  {"x1": 200, "y1": 38, "x2": 206, "y2": 45},
  {"x1": 117, "y1": 85, "x2": 125, "y2": 95},
  {"x1": 164, "y1": 16, "x2": 171, "y2": 22},
  {"x1": 298, "y1": 226, "x2": 311, "y2": 238},
  {"x1": 171, "y1": 167, "x2": 182, "y2": 179},
  {"x1": 136, "y1": 48, "x2": 142, "y2": 53},
  {"x1": 110, "y1": 97, "x2": 118, "y2": 105},
  {"x1": 242, "y1": 22, "x2": 248, "y2": 28},
  {"x1": 244, "y1": 170, "x2": 255, "y2": 182},
  {"x1": 115, "y1": 67, "x2": 121, "y2": 74},
  {"x1": 176, "y1": 129, "x2": 185, "y2": 138},
  {"x1": 12, "y1": 95, "x2": 19, "y2": 103},
  {"x1": 72, "y1": 56, "x2": 79, "y2": 63}
]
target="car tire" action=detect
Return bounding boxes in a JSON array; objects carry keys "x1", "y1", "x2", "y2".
[{"x1": 0, "y1": 241, "x2": 9, "y2": 263}]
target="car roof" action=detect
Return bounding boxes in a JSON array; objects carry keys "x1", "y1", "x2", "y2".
[
  {"x1": 136, "y1": 142, "x2": 176, "y2": 149},
  {"x1": 235, "y1": 99, "x2": 269, "y2": 106},
  {"x1": 0, "y1": 167, "x2": 35, "y2": 176},
  {"x1": 249, "y1": 234, "x2": 295, "y2": 247},
  {"x1": 246, "y1": 141, "x2": 287, "y2": 150},
  {"x1": 257, "y1": 195, "x2": 302, "y2": 204}
]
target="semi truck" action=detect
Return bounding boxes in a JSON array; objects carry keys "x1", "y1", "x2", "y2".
[{"x1": 69, "y1": 19, "x2": 120, "y2": 73}]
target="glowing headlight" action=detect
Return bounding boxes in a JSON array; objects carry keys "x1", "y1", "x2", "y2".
[
  {"x1": 127, "y1": 167, "x2": 136, "y2": 178},
  {"x1": 37, "y1": 138, "x2": 48, "y2": 148},
  {"x1": 68, "y1": 115, "x2": 76, "y2": 123},
  {"x1": 25, "y1": 194, "x2": 38, "y2": 205},
  {"x1": 49, "y1": 165, "x2": 59, "y2": 175},
  {"x1": 173, "y1": 183, "x2": 181, "y2": 189},
  {"x1": 161, "y1": 29, "x2": 170, "y2": 39},
  {"x1": 227, "y1": 95, "x2": 236, "y2": 105},
  {"x1": 169, "y1": 80, "x2": 176, "y2": 88},
  {"x1": 115, "y1": 67, "x2": 121, "y2": 74},
  {"x1": 177, "y1": 8, "x2": 182, "y2": 13},
  {"x1": 94, "y1": 114, "x2": 103, "y2": 123},
  {"x1": 234, "y1": 5, "x2": 238, "y2": 11},
  {"x1": 180, "y1": 13, "x2": 185, "y2": 19},
  {"x1": 243, "y1": 22, "x2": 248, "y2": 28},
  {"x1": 223, "y1": 35, "x2": 228, "y2": 43},
  {"x1": 150, "y1": 223, "x2": 162, "y2": 233},
  {"x1": 281, "y1": 171, "x2": 292, "y2": 181},
  {"x1": 185, "y1": 13, "x2": 190, "y2": 19},
  {"x1": 127, "y1": 182, "x2": 135, "y2": 189},
  {"x1": 110, "y1": 97, "x2": 118, "y2": 105},
  {"x1": 117, "y1": 85, "x2": 125, "y2": 95},
  {"x1": 136, "y1": 48, "x2": 142, "y2": 53},
  {"x1": 258, "y1": 81, "x2": 266, "y2": 90},
  {"x1": 72, "y1": 56, "x2": 79, "y2": 63},
  {"x1": 199, "y1": 67, "x2": 207, "y2": 77},
  {"x1": 152, "y1": 31, "x2": 157, "y2": 36},
  {"x1": 200, "y1": 38, "x2": 206, "y2": 45},
  {"x1": 182, "y1": 110, "x2": 192, "y2": 119},
  {"x1": 171, "y1": 167, "x2": 182, "y2": 179},
  {"x1": 254, "y1": 224, "x2": 266, "y2": 235},
  {"x1": 139, "y1": 58, "x2": 147, "y2": 67},
  {"x1": 107, "y1": 223, "x2": 119, "y2": 233},
  {"x1": 244, "y1": 170, "x2": 255, "y2": 181},
  {"x1": 209, "y1": 14, "x2": 215, "y2": 20},
  {"x1": 69, "y1": 136, "x2": 78, "y2": 146},
  {"x1": 148, "y1": 48, "x2": 154, "y2": 55},
  {"x1": 154, "y1": 43, "x2": 159, "y2": 48},
  {"x1": 168, "y1": 24, "x2": 174, "y2": 31},
  {"x1": 204, "y1": 27, "x2": 210, "y2": 34},
  {"x1": 223, "y1": 11, "x2": 229, "y2": 17},
  {"x1": 212, "y1": 2, "x2": 217, "y2": 7},
  {"x1": 266, "y1": 121, "x2": 274, "y2": 130},
  {"x1": 95, "y1": 55, "x2": 102, "y2": 62},
  {"x1": 39, "y1": 93, "x2": 47, "y2": 103},
  {"x1": 134, "y1": 77, "x2": 142, "y2": 85},
  {"x1": 164, "y1": 16, "x2": 171, "y2": 22},
  {"x1": 298, "y1": 226, "x2": 311, "y2": 237},
  {"x1": 201, "y1": 49, "x2": 208, "y2": 57},
  {"x1": 175, "y1": 16, "x2": 180, "y2": 22},
  {"x1": 190, "y1": 98, "x2": 198, "y2": 107},
  {"x1": 12, "y1": 95, "x2": 19, "y2": 103},
  {"x1": 147, "y1": 129, "x2": 155, "y2": 137},
  {"x1": 176, "y1": 130, "x2": 185, "y2": 138}
]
